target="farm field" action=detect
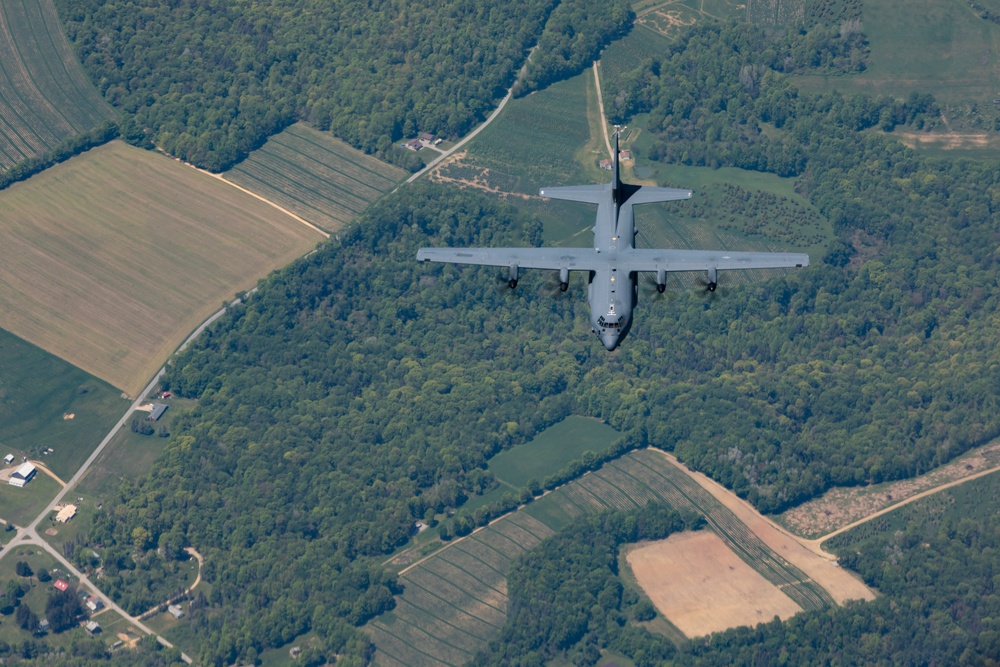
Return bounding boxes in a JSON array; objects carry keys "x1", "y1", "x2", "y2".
[
  {"x1": 626, "y1": 531, "x2": 802, "y2": 637},
  {"x1": 778, "y1": 438, "x2": 1000, "y2": 539},
  {"x1": 0, "y1": 0, "x2": 115, "y2": 171},
  {"x1": 446, "y1": 72, "x2": 595, "y2": 196},
  {"x1": 0, "y1": 141, "x2": 325, "y2": 397},
  {"x1": 366, "y1": 448, "x2": 872, "y2": 663},
  {"x1": 487, "y1": 416, "x2": 620, "y2": 488},
  {"x1": 0, "y1": 328, "x2": 125, "y2": 481},
  {"x1": 224, "y1": 123, "x2": 408, "y2": 231},
  {"x1": 792, "y1": 0, "x2": 1000, "y2": 129}
]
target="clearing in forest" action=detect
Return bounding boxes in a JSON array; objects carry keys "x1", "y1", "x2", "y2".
[
  {"x1": 778, "y1": 439, "x2": 1000, "y2": 539},
  {"x1": 0, "y1": 0, "x2": 115, "y2": 170},
  {"x1": 626, "y1": 531, "x2": 802, "y2": 637},
  {"x1": 223, "y1": 123, "x2": 408, "y2": 231},
  {"x1": 0, "y1": 141, "x2": 325, "y2": 397}
]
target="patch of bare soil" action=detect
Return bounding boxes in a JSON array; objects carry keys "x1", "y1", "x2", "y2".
[
  {"x1": 627, "y1": 532, "x2": 802, "y2": 637},
  {"x1": 779, "y1": 440, "x2": 1000, "y2": 539},
  {"x1": 651, "y1": 449, "x2": 875, "y2": 605},
  {"x1": 894, "y1": 132, "x2": 1000, "y2": 150}
]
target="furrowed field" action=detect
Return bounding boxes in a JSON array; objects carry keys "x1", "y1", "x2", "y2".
[
  {"x1": 0, "y1": 141, "x2": 325, "y2": 397},
  {"x1": 366, "y1": 448, "x2": 869, "y2": 664},
  {"x1": 0, "y1": 0, "x2": 115, "y2": 170},
  {"x1": 224, "y1": 123, "x2": 408, "y2": 231}
]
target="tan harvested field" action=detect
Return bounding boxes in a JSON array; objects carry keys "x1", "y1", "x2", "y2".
[
  {"x1": 0, "y1": 141, "x2": 325, "y2": 396},
  {"x1": 779, "y1": 439, "x2": 1000, "y2": 539},
  {"x1": 651, "y1": 449, "x2": 876, "y2": 605},
  {"x1": 627, "y1": 532, "x2": 803, "y2": 637}
]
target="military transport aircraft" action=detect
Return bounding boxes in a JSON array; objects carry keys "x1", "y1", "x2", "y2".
[{"x1": 417, "y1": 134, "x2": 809, "y2": 350}]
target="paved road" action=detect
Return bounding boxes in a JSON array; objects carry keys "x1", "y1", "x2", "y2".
[
  {"x1": 1, "y1": 294, "x2": 255, "y2": 664},
  {"x1": 593, "y1": 61, "x2": 613, "y2": 160}
]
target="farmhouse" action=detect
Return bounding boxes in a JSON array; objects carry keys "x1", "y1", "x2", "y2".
[
  {"x1": 420, "y1": 132, "x2": 435, "y2": 142},
  {"x1": 599, "y1": 159, "x2": 612, "y2": 171},
  {"x1": 55, "y1": 504, "x2": 78, "y2": 523},
  {"x1": 148, "y1": 403, "x2": 169, "y2": 421},
  {"x1": 404, "y1": 138, "x2": 423, "y2": 151},
  {"x1": 9, "y1": 461, "x2": 36, "y2": 487},
  {"x1": 619, "y1": 150, "x2": 632, "y2": 161}
]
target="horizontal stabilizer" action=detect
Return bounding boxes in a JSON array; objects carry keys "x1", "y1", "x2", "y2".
[
  {"x1": 539, "y1": 184, "x2": 607, "y2": 204},
  {"x1": 627, "y1": 186, "x2": 692, "y2": 204}
]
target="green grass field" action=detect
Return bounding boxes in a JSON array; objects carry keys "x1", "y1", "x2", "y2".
[
  {"x1": 0, "y1": 141, "x2": 325, "y2": 397},
  {"x1": 0, "y1": 0, "x2": 116, "y2": 170},
  {"x1": 0, "y1": 472, "x2": 61, "y2": 527},
  {"x1": 224, "y1": 123, "x2": 408, "y2": 231},
  {"x1": 792, "y1": 0, "x2": 1000, "y2": 131},
  {"x1": 0, "y1": 328, "x2": 125, "y2": 481},
  {"x1": 488, "y1": 416, "x2": 621, "y2": 488},
  {"x1": 459, "y1": 72, "x2": 595, "y2": 195},
  {"x1": 366, "y1": 448, "x2": 834, "y2": 664}
]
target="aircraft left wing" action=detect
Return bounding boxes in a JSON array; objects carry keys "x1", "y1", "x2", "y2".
[
  {"x1": 417, "y1": 247, "x2": 600, "y2": 271},
  {"x1": 626, "y1": 248, "x2": 809, "y2": 272}
]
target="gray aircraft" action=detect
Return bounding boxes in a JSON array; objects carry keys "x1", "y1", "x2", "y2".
[{"x1": 417, "y1": 134, "x2": 809, "y2": 350}]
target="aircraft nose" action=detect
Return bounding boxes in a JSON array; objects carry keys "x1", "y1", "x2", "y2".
[{"x1": 600, "y1": 331, "x2": 619, "y2": 351}]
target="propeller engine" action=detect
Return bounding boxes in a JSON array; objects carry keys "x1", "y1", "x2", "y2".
[{"x1": 507, "y1": 263, "x2": 519, "y2": 289}]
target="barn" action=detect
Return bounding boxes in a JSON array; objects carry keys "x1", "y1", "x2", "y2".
[{"x1": 9, "y1": 461, "x2": 36, "y2": 487}]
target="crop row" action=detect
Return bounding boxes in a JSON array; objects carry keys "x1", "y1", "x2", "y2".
[
  {"x1": 626, "y1": 451, "x2": 834, "y2": 610},
  {"x1": 229, "y1": 152, "x2": 371, "y2": 214},
  {"x1": 262, "y1": 139, "x2": 389, "y2": 202},
  {"x1": 224, "y1": 162, "x2": 358, "y2": 229},
  {"x1": 280, "y1": 124, "x2": 406, "y2": 186},
  {"x1": 0, "y1": 0, "x2": 114, "y2": 170},
  {"x1": 368, "y1": 615, "x2": 470, "y2": 667}
]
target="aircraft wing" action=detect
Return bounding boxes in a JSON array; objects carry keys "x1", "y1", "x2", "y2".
[
  {"x1": 626, "y1": 249, "x2": 809, "y2": 272},
  {"x1": 417, "y1": 247, "x2": 600, "y2": 271}
]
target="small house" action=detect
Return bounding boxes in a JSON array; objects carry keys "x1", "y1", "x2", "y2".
[
  {"x1": 9, "y1": 461, "x2": 36, "y2": 487},
  {"x1": 420, "y1": 132, "x2": 435, "y2": 142},
  {"x1": 3, "y1": 454, "x2": 13, "y2": 465},
  {"x1": 53, "y1": 579, "x2": 69, "y2": 592},
  {"x1": 39, "y1": 619, "x2": 50, "y2": 634},
  {"x1": 85, "y1": 620, "x2": 101, "y2": 635},
  {"x1": 167, "y1": 604, "x2": 185, "y2": 619},
  {"x1": 148, "y1": 403, "x2": 169, "y2": 421},
  {"x1": 405, "y1": 138, "x2": 423, "y2": 151},
  {"x1": 86, "y1": 596, "x2": 104, "y2": 612},
  {"x1": 55, "y1": 504, "x2": 78, "y2": 523},
  {"x1": 599, "y1": 159, "x2": 613, "y2": 171},
  {"x1": 619, "y1": 150, "x2": 632, "y2": 161}
]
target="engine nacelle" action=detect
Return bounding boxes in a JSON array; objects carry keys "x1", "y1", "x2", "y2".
[
  {"x1": 706, "y1": 266, "x2": 718, "y2": 292},
  {"x1": 656, "y1": 268, "x2": 666, "y2": 293},
  {"x1": 508, "y1": 263, "x2": 519, "y2": 288},
  {"x1": 559, "y1": 267, "x2": 569, "y2": 292}
]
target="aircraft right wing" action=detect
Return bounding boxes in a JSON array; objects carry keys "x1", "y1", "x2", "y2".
[
  {"x1": 626, "y1": 248, "x2": 809, "y2": 272},
  {"x1": 417, "y1": 247, "x2": 601, "y2": 271}
]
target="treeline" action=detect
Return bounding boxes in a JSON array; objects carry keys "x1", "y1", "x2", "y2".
[
  {"x1": 0, "y1": 635, "x2": 185, "y2": 666},
  {"x1": 474, "y1": 504, "x2": 697, "y2": 666},
  {"x1": 514, "y1": 0, "x2": 634, "y2": 96},
  {"x1": 55, "y1": 0, "x2": 626, "y2": 172},
  {"x1": 0, "y1": 121, "x2": 118, "y2": 191}
]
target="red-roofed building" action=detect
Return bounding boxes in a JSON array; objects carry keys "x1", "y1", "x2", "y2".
[{"x1": 53, "y1": 579, "x2": 69, "y2": 592}]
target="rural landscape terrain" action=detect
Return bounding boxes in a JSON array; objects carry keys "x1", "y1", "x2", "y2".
[{"x1": 1, "y1": 0, "x2": 999, "y2": 665}]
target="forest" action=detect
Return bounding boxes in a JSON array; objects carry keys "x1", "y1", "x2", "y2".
[
  {"x1": 54, "y1": 0, "x2": 627, "y2": 171},
  {"x1": 23, "y1": 7, "x2": 1000, "y2": 667}
]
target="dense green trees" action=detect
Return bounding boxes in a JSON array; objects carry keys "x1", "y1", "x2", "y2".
[
  {"x1": 514, "y1": 0, "x2": 633, "y2": 96},
  {"x1": 474, "y1": 505, "x2": 694, "y2": 666},
  {"x1": 56, "y1": 0, "x2": 628, "y2": 172}
]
